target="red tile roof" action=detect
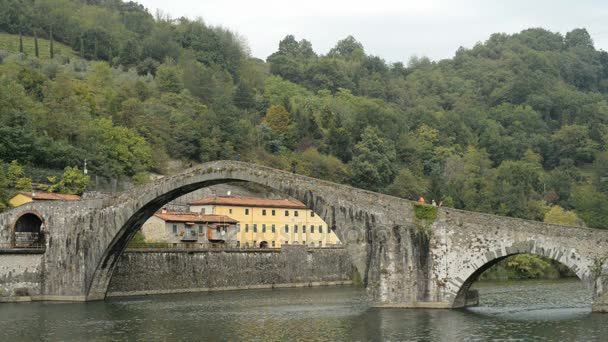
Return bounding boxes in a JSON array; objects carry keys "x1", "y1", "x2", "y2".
[
  {"x1": 19, "y1": 192, "x2": 81, "y2": 201},
  {"x1": 154, "y1": 211, "x2": 237, "y2": 224},
  {"x1": 188, "y1": 196, "x2": 308, "y2": 209}
]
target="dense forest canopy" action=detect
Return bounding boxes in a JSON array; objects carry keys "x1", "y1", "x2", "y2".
[{"x1": 1, "y1": 0, "x2": 608, "y2": 229}]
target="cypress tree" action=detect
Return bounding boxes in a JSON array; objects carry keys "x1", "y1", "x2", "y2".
[
  {"x1": 94, "y1": 36, "x2": 98, "y2": 60},
  {"x1": 50, "y1": 28, "x2": 54, "y2": 59},
  {"x1": 34, "y1": 30, "x2": 39, "y2": 58},
  {"x1": 19, "y1": 31, "x2": 24, "y2": 53},
  {"x1": 80, "y1": 36, "x2": 84, "y2": 58},
  {"x1": 108, "y1": 45, "x2": 113, "y2": 64}
]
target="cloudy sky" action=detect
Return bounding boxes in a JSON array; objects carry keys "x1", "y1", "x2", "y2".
[{"x1": 136, "y1": 0, "x2": 608, "y2": 63}]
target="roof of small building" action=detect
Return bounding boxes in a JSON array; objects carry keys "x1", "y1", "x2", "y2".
[
  {"x1": 188, "y1": 196, "x2": 308, "y2": 209},
  {"x1": 154, "y1": 211, "x2": 238, "y2": 224},
  {"x1": 16, "y1": 192, "x2": 81, "y2": 201}
]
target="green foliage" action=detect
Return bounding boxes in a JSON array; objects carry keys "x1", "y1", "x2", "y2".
[
  {"x1": 45, "y1": 166, "x2": 90, "y2": 195},
  {"x1": 480, "y1": 254, "x2": 574, "y2": 280},
  {"x1": 414, "y1": 203, "x2": 438, "y2": 221},
  {"x1": 1, "y1": 2, "x2": 608, "y2": 229},
  {"x1": 387, "y1": 168, "x2": 429, "y2": 200},
  {"x1": 128, "y1": 230, "x2": 146, "y2": 246},
  {"x1": 350, "y1": 127, "x2": 396, "y2": 191},
  {"x1": 543, "y1": 205, "x2": 585, "y2": 226}
]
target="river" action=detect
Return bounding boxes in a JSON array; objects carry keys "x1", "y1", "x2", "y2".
[{"x1": 0, "y1": 279, "x2": 605, "y2": 341}]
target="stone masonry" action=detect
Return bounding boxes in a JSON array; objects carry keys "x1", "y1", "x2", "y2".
[
  {"x1": 0, "y1": 161, "x2": 607, "y2": 311},
  {"x1": 106, "y1": 246, "x2": 353, "y2": 296}
]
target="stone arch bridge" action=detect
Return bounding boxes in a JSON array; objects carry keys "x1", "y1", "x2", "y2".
[{"x1": 1, "y1": 161, "x2": 607, "y2": 311}]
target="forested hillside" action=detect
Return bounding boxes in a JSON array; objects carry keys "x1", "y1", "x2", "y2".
[{"x1": 1, "y1": 0, "x2": 607, "y2": 229}]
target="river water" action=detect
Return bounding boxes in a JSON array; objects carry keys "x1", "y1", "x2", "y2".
[{"x1": 0, "y1": 279, "x2": 606, "y2": 341}]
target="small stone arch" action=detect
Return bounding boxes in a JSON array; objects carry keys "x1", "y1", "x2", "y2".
[
  {"x1": 451, "y1": 244, "x2": 589, "y2": 308},
  {"x1": 11, "y1": 211, "x2": 45, "y2": 248},
  {"x1": 259, "y1": 241, "x2": 269, "y2": 248}
]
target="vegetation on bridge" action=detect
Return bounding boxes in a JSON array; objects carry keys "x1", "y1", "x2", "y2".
[{"x1": 0, "y1": 0, "x2": 607, "y2": 233}]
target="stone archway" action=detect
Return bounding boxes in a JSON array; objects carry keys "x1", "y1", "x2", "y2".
[
  {"x1": 84, "y1": 161, "x2": 394, "y2": 301},
  {"x1": 450, "y1": 246, "x2": 590, "y2": 308},
  {"x1": 12, "y1": 211, "x2": 45, "y2": 248}
]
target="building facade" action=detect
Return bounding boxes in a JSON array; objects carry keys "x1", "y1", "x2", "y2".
[
  {"x1": 141, "y1": 210, "x2": 238, "y2": 245},
  {"x1": 188, "y1": 196, "x2": 341, "y2": 248}
]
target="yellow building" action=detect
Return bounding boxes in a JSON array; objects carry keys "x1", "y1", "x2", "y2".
[
  {"x1": 188, "y1": 196, "x2": 341, "y2": 248},
  {"x1": 9, "y1": 192, "x2": 81, "y2": 208}
]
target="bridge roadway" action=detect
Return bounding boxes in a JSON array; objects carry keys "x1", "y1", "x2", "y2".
[{"x1": 1, "y1": 161, "x2": 607, "y2": 311}]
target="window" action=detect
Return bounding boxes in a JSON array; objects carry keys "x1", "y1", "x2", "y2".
[
  {"x1": 311, "y1": 211, "x2": 315, "y2": 217},
  {"x1": 285, "y1": 224, "x2": 289, "y2": 233},
  {"x1": 310, "y1": 242, "x2": 315, "y2": 247},
  {"x1": 245, "y1": 208, "x2": 249, "y2": 215},
  {"x1": 303, "y1": 240, "x2": 306, "y2": 245},
  {"x1": 303, "y1": 225, "x2": 306, "y2": 233},
  {"x1": 172, "y1": 224, "x2": 177, "y2": 233},
  {"x1": 284, "y1": 241, "x2": 289, "y2": 245},
  {"x1": 201, "y1": 208, "x2": 206, "y2": 214},
  {"x1": 237, "y1": 224, "x2": 241, "y2": 233},
  {"x1": 253, "y1": 224, "x2": 257, "y2": 233},
  {"x1": 285, "y1": 210, "x2": 289, "y2": 216},
  {"x1": 216, "y1": 227, "x2": 220, "y2": 234},
  {"x1": 229, "y1": 209, "x2": 233, "y2": 214},
  {"x1": 272, "y1": 224, "x2": 276, "y2": 233},
  {"x1": 253, "y1": 240, "x2": 257, "y2": 247},
  {"x1": 245, "y1": 242, "x2": 249, "y2": 248},
  {"x1": 191, "y1": 230, "x2": 196, "y2": 236},
  {"x1": 294, "y1": 211, "x2": 299, "y2": 217},
  {"x1": 223, "y1": 226, "x2": 227, "y2": 233},
  {"x1": 311, "y1": 225, "x2": 315, "y2": 233},
  {"x1": 318, "y1": 241, "x2": 322, "y2": 246},
  {"x1": 262, "y1": 224, "x2": 266, "y2": 233},
  {"x1": 272, "y1": 209, "x2": 276, "y2": 216},
  {"x1": 262, "y1": 209, "x2": 267, "y2": 216},
  {"x1": 237, "y1": 241, "x2": 240, "y2": 247},
  {"x1": 245, "y1": 224, "x2": 249, "y2": 233},
  {"x1": 199, "y1": 225, "x2": 204, "y2": 234},
  {"x1": 294, "y1": 225, "x2": 298, "y2": 233},
  {"x1": 319, "y1": 226, "x2": 323, "y2": 233},
  {"x1": 272, "y1": 241, "x2": 276, "y2": 247}
]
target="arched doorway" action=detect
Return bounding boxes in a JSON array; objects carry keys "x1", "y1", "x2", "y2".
[
  {"x1": 259, "y1": 241, "x2": 269, "y2": 248},
  {"x1": 12, "y1": 212, "x2": 44, "y2": 248}
]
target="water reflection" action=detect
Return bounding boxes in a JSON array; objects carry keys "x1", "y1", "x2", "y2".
[{"x1": 0, "y1": 280, "x2": 606, "y2": 341}]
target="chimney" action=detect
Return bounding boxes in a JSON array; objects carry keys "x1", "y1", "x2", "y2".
[{"x1": 161, "y1": 207, "x2": 167, "y2": 214}]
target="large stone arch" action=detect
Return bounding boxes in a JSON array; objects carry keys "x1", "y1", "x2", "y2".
[
  {"x1": 84, "y1": 161, "x2": 410, "y2": 300},
  {"x1": 450, "y1": 244, "x2": 590, "y2": 308}
]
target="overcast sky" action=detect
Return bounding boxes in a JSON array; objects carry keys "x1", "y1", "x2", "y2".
[{"x1": 136, "y1": 0, "x2": 608, "y2": 63}]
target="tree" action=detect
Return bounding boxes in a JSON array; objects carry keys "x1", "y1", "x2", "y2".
[
  {"x1": 47, "y1": 166, "x2": 90, "y2": 195},
  {"x1": 264, "y1": 105, "x2": 292, "y2": 133},
  {"x1": 551, "y1": 125, "x2": 598, "y2": 165},
  {"x1": 565, "y1": 28, "x2": 594, "y2": 49},
  {"x1": 572, "y1": 186, "x2": 608, "y2": 229},
  {"x1": 544, "y1": 206, "x2": 585, "y2": 226},
  {"x1": 350, "y1": 126, "x2": 396, "y2": 191},
  {"x1": 155, "y1": 62, "x2": 183, "y2": 93},
  {"x1": 387, "y1": 168, "x2": 429, "y2": 200}
]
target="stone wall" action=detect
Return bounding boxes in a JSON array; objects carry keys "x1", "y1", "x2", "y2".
[
  {"x1": 107, "y1": 246, "x2": 354, "y2": 296},
  {"x1": 0, "y1": 253, "x2": 43, "y2": 301}
]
